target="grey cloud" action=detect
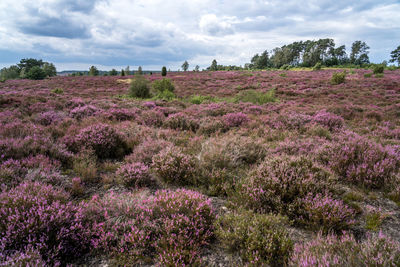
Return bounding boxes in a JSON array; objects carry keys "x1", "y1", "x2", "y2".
[{"x1": 20, "y1": 17, "x2": 90, "y2": 38}]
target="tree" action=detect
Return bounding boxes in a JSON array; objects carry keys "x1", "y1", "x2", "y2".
[
  {"x1": 251, "y1": 50, "x2": 270, "y2": 69},
  {"x1": 0, "y1": 65, "x2": 20, "y2": 80},
  {"x1": 350, "y1": 41, "x2": 370, "y2": 65},
  {"x1": 125, "y1": 66, "x2": 130, "y2": 75},
  {"x1": 109, "y1": 69, "x2": 118, "y2": 76},
  {"x1": 389, "y1": 45, "x2": 400, "y2": 66},
  {"x1": 161, "y1": 66, "x2": 167, "y2": 76},
  {"x1": 26, "y1": 66, "x2": 46, "y2": 80},
  {"x1": 89, "y1": 66, "x2": 99, "y2": 76},
  {"x1": 121, "y1": 69, "x2": 125, "y2": 76},
  {"x1": 42, "y1": 62, "x2": 57, "y2": 77},
  {"x1": 210, "y1": 59, "x2": 218, "y2": 71},
  {"x1": 18, "y1": 58, "x2": 44, "y2": 74},
  {"x1": 182, "y1": 61, "x2": 189, "y2": 71},
  {"x1": 195, "y1": 65, "x2": 200, "y2": 72},
  {"x1": 138, "y1": 66, "x2": 143, "y2": 75}
]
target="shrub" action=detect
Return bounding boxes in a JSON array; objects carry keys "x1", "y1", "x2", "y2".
[
  {"x1": 125, "y1": 138, "x2": 173, "y2": 166},
  {"x1": 300, "y1": 193, "x2": 356, "y2": 233},
  {"x1": 198, "y1": 117, "x2": 226, "y2": 135},
  {"x1": 73, "y1": 150, "x2": 98, "y2": 183},
  {"x1": 154, "y1": 89, "x2": 176, "y2": 100},
  {"x1": 331, "y1": 71, "x2": 346, "y2": 85},
  {"x1": 37, "y1": 110, "x2": 65, "y2": 126},
  {"x1": 161, "y1": 66, "x2": 167, "y2": 76},
  {"x1": 26, "y1": 66, "x2": 46, "y2": 80},
  {"x1": 234, "y1": 89, "x2": 277, "y2": 104},
  {"x1": 375, "y1": 73, "x2": 384, "y2": 78},
  {"x1": 290, "y1": 232, "x2": 400, "y2": 267},
  {"x1": 318, "y1": 133, "x2": 400, "y2": 189},
  {"x1": 373, "y1": 64, "x2": 384, "y2": 74},
  {"x1": 238, "y1": 156, "x2": 333, "y2": 218},
  {"x1": 216, "y1": 209, "x2": 293, "y2": 267},
  {"x1": 313, "y1": 62, "x2": 322, "y2": 71},
  {"x1": 69, "y1": 104, "x2": 99, "y2": 120},
  {"x1": 364, "y1": 73, "x2": 373, "y2": 78},
  {"x1": 164, "y1": 113, "x2": 199, "y2": 132},
  {"x1": 223, "y1": 112, "x2": 249, "y2": 128},
  {"x1": 0, "y1": 247, "x2": 46, "y2": 266},
  {"x1": 0, "y1": 182, "x2": 94, "y2": 265},
  {"x1": 129, "y1": 76, "x2": 150, "y2": 98},
  {"x1": 65, "y1": 124, "x2": 127, "y2": 159},
  {"x1": 152, "y1": 78, "x2": 175, "y2": 93},
  {"x1": 116, "y1": 162, "x2": 153, "y2": 188},
  {"x1": 312, "y1": 110, "x2": 344, "y2": 131},
  {"x1": 152, "y1": 146, "x2": 197, "y2": 186},
  {"x1": 140, "y1": 109, "x2": 165, "y2": 127}
]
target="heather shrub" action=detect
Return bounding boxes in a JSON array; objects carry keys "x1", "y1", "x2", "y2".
[
  {"x1": 152, "y1": 78, "x2": 175, "y2": 93},
  {"x1": 198, "y1": 117, "x2": 226, "y2": 135},
  {"x1": 125, "y1": 138, "x2": 173, "y2": 166},
  {"x1": 238, "y1": 156, "x2": 333, "y2": 218},
  {"x1": 373, "y1": 64, "x2": 384, "y2": 74},
  {"x1": 103, "y1": 108, "x2": 137, "y2": 121},
  {"x1": 65, "y1": 124, "x2": 127, "y2": 159},
  {"x1": 223, "y1": 112, "x2": 249, "y2": 128},
  {"x1": 116, "y1": 162, "x2": 153, "y2": 188},
  {"x1": 199, "y1": 135, "x2": 266, "y2": 171},
  {"x1": 331, "y1": 71, "x2": 346, "y2": 85},
  {"x1": 312, "y1": 110, "x2": 344, "y2": 131},
  {"x1": 152, "y1": 145, "x2": 197, "y2": 186},
  {"x1": 290, "y1": 232, "x2": 400, "y2": 267},
  {"x1": 129, "y1": 76, "x2": 150, "y2": 98},
  {"x1": 0, "y1": 247, "x2": 46, "y2": 266},
  {"x1": 150, "y1": 189, "x2": 215, "y2": 266},
  {"x1": 164, "y1": 112, "x2": 199, "y2": 132},
  {"x1": 280, "y1": 113, "x2": 313, "y2": 130},
  {"x1": 37, "y1": 110, "x2": 65, "y2": 126},
  {"x1": 318, "y1": 133, "x2": 400, "y2": 189},
  {"x1": 216, "y1": 209, "x2": 293, "y2": 267},
  {"x1": 300, "y1": 193, "x2": 356, "y2": 233},
  {"x1": 140, "y1": 109, "x2": 165, "y2": 127},
  {"x1": 69, "y1": 104, "x2": 99, "y2": 120},
  {"x1": 0, "y1": 182, "x2": 94, "y2": 265}
]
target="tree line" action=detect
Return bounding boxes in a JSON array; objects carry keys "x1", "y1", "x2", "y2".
[{"x1": 0, "y1": 58, "x2": 57, "y2": 81}]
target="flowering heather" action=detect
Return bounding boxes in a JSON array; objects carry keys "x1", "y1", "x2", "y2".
[
  {"x1": 125, "y1": 138, "x2": 173, "y2": 166},
  {"x1": 164, "y1": 112, "x2": 200, "y2": 132},
  {"x1": 116, "y1": 162, "x2": 153, "y2": 188},
  {"x1": 102, "y1": 107, "x2": 138, "y2": 121},
  {"x1": 37, "y1": 110, "x2": 65, "y2": 126},
  {"x1": 140, "y1": 109, "x2": 165, "y2": 127},
  {"x1": 290, "y1": 232, "x2": 400, "y2": 267},
  {"x1": 69, "y1": 104, "x2": 100, "y2": 120},
  {"x1": 312, "y1": 110, "x2": 344, "y2": 131},
  {"x1": 222, "y1": 112, "x2": 250, "y2": 128},
  {"x1": 152, "y1": 145, "x2": 197, "y2": 186},
  {"x1": 318, "y1": 132, "x2": 400, "y2": 189},
  {"x1": 64, "y1": 123, "x2": 127, "y2": 159}
]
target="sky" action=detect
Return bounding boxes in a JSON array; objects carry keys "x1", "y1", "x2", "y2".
[{"x1": 0, "y1": 0, "x2": 399, "y2": 71}]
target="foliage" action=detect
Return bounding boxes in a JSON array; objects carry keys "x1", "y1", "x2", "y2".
[
  {"x1": 26, "y1": 66, "x2": 46, "y2": 80},
  {"x1": 129, "y1": 75, "x2": 151, "y2": 98},
  {"x1": 331, "y1": 71, "x2": 346, "y2": 84},
  {"x1": 350, "y1": 41, "x2": 370, "y2": 65},
  {"x1": 389, "y1": 45, "x2": 400, "y2": 66},
  {"x1": 216, "y1": 209, "x2": 293, "y2": 266},
  {"x1": 89, "y1": 66, "x2": 99, "y2": 76},
  {"x1": 373, "y1": 64, "x2": 385, "y2": 74},
  {"x1": 234, "y1": 89, "x2": 277, "y2": 104},
  {"x1": 182, "y1": 60, "x2": 189, "y2": 71},
  {"x1": 152, "y1": 78, "x2": 175, "y2": 93},
  {"x1": 161, "y1": 66, "x2": 167, "y2": 76},
  {"x1": 116, "y1": 162, "x2": 153, "y2": 188},
  {"x1": 109, "y1": 69, "x2": 118, "y2": 76},
  {"x1": 313, "y1": 62, "x2": 322, "y2": 71}
]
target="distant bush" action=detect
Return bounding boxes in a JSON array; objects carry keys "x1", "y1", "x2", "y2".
[
  {"x1": 313, "y1": 62, "x2": 322, "y2": 71},
  {"x1": 234, "y1": 89, "x2": 277, "y2": 104},
  {"x1": 290, "y1": 232, "x2": 400, "y2": 267},
  {"x1": 161, "y1": 66, "x2": 167, "y2": 76},
  {"x1": 65, "y1": 124, "x2": 127, "y2": 159},
  {"x1": 26, "y1": 66, "x2": 46, "y2": 80},
  {"x1": 373, "y1": 64, "x2": 384, "y2": 74},
  {"x1": 238, "y1": 156, "x2": 333, "y2": 218},
  {"x1": 116, "y1": 162, "x2": 153, "y2": 188},
  {"x1": 152, "y1": 78, "x2": 175, "y2": 93},
  {"x1": 152, "y1": 145, "x2": 197, "y2": 186},
  {"x1": 331, "y1": 71, "x2": 346, "y2": 84},
  {"x1": 154, "y1": 89, "x2": 176, "y2": 100},
  {"x1": 364, "y1": 73, "x2": 372, "y2": 78},
  {"x1": 280, "y1": 64, "x2": 291, "y2": 70},
  {"x1": 216, "y1": 209, "x2": 293, "y2": 266},
  {"x1": 129, "y1": 76, "x2": 150, "y2": 98}
]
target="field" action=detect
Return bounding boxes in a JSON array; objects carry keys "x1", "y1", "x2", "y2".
[{"x1": 1, "y1": 69, "x2": 400, "y2": 266}]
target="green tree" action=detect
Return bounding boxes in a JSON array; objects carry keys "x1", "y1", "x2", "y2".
[
  {"x1": 210, "y1": 59, "x2": 218, "y2": 71},
  {"x1": 17, "y1": 58, "x2": 44, "y2": 73},
  {"x1": 138, "y1": 66, "x2": 143, "y2": 75},
  {"x1": 89, "y1": 66, "x2": 99, "y2": 76},
  {"x1": 121, "y1": 69, "x2": 125, "y2": 76},
  {"x1": 125, "y1": 66, "x2": 130, "y2": 75},
  {"x1": 389, "y1": 45, "x2": 400, "y2": 66},
  {"x1": 42, "y1": 62, "x2": 57, "y2": 77},
  {"x1": 350, "y1": 41, "x2": 370, "y2": 65},
  {"x1": 109, "y1": 69, "x2": 118, "y2": 76},
  {"x1": 251, "y1": 50, "x2": 270, "y2": 69},
  {"x1": 182, "y1": 61, "x2": 189, "y2": 71},
  {"x1": 195, "y1": 65, "x2": 200, "y2": 72},
  {"x1": 0, "y1": 65, "x2": 20, "y2": 80},
  {"x1": 161, "y1": 66, "x2": 167, "y2": 76},
  {"x1": 26, "y1": 66, "x2": 46, "y2": 80}
]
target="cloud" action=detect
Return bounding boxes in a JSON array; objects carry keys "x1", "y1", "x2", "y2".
[{"x1": 0, "y1": 0, "x2": 399, "y2": 70}]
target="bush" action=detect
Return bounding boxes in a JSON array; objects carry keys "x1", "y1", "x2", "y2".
[
  {"x1": 69, "y1": 104, "x2": 99, "y2": 120},
  {"x1": 313, "y1": 62, "x2": 322, "y2": 71},
  {"x1": 116, "y1": 162, "x2": 153, "y2": 188},
  {"x1": 152, "y1": 146, "x2": 197, "y2": 186},
  {"x1": 154, "y1": 89, "x2": 176, "y2": 100},
  {"x1": 73, "y1": 150, "x2": 98, "y2": 183},
  {"x1": 234, "y1": 89, "x2": 277, "y2": 104},
  {"x1": 318, "y1": 132, "x2": 400, "y2": 189},
  {"x1": 364, "y1": 73, "x2": 372, "y2": 78},
  {"x1": 129, "y1": 76, "x2": 150, "y2": 98},
  {"x1": 223, "y1": 112, "x2": 249, "y2": 128},
  {"x1": 300, "y1": 193, "x2": 356, "y2": 233},
  {"x1": 26, "y1": 66, "x2": 46, "y2": 80},
  {"x1": 198, "y1": 117, "x2": 226, "y2": 135},
  {"x1": 238, "y1": 156, "x2": 333, "y2": 218},
  {"x1": 216, "y1": 209, "x2": 293, "y2": 266},
  {"x1": 161, "y1": 66, "x2": 167, "y2": 76},
  {"x1": 0, "y1": 182, "x2": 94, "y2": 265},
  {"x1": 125, "y1": 138, "x2": 172, "y2": 166},
  {"x1": 331, "y1": 71, "x2": 346, "y2": 85},
  {"x1": 290, "y1": 232, "x2": 400, "y2": 267},
  {"x1": 152, "y1": 78, "x2": 175, "y2": 93},
  {"x1": 65, "y1": 124, "x2": 127, "y2": 159},
  {"x1": 312, "y1": 110, "x2": 344, "y2": 131},
  {"x1": 164, "y1": 112, "x2": 199, "y2": 131},
  {"x1": 373, "y1": 64, "x2": 384, "y2": 74}
]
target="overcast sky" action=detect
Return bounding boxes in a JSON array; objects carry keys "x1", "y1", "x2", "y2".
[{"x1": 0, "y1": 0, "x2": 399, "y2": 71}]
